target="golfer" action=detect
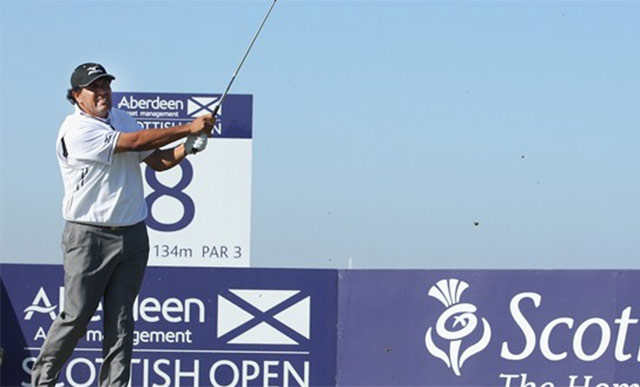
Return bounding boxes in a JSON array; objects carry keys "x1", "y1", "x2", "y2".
[{"x1": 31, "y1": 63, "x2": 213, "y2": 386}]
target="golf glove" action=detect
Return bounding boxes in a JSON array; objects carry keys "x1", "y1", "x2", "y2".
[{"x1": 184, "y1": 133, "x2": 208, "y2": 154}]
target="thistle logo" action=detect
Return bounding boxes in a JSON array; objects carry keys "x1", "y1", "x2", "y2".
[{"x1": 424, "y1": 279, "x2": 491, "y2": 376}]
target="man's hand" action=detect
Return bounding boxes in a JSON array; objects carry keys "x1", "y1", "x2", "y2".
[
  {"x1": 193, "y1": 133, "x2": 208, "y2": 153},
  {"x1": 117, "y1": 113, "x2": 214, "y2": 153},
  {"x1": 189, "y1": 114, "x2": 215, "y2": 135},
  {"x1": 184, "y1": 133, "x2": 208, "y2": 155}
]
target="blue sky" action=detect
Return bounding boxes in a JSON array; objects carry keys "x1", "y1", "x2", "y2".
[{"x1": 1, "y1": 0, "x2": 638, "y2": 269}]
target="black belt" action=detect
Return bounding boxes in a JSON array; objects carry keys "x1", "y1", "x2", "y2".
[
  {"x1": 104, "y1": 224, "x2": 137, "y2": 231},
  {"x1": 70, "y1": 221, "x2": 141, "y2": 231}
]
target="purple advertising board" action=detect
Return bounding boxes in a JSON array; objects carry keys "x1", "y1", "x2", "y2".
[
  {"x1": 3, "y1": 267, "x2": 640, "y2": 386},
  {"x1": 0, "y1": 264, "x2": 337, "y2": 387},
  {"x1": 112, "y1": 92, "x2": 252, "y2": 139},
  {"x1": 337, "y1": 270, "x2": 640, "y2": 387}
]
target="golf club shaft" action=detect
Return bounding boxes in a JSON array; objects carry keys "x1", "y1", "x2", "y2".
[{"x1": 212, "y1": 0, "x2": 278, "y2": 117}]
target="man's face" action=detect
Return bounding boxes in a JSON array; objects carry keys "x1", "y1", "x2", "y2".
[{"x1": 73, "y1": 78, "x2": 112, "y2": 118}]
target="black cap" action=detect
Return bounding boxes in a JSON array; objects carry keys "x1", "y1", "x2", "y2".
[{"x1": 70, "y1": 63, "x2": 115, "y2": 88}]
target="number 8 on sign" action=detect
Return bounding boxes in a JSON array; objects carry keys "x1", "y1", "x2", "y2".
[{"x1": 145, "y1": 160, "x2": 195, "y2": 232}]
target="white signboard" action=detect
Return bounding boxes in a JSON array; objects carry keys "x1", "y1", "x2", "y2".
[{"x1": 114, "y1": 92, "x2": 252, "y2": 267}]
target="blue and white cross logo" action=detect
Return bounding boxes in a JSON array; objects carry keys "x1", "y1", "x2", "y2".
[
  {"x1": 216, "y1": 289, "x2": 311, "y2": 346},
  {"x1": 188, "y1": 96, "x2": 221, "y2": 117}
]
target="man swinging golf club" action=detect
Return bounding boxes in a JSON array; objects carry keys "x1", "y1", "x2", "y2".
[{"x1": 31, "y1": 62, "x2": 212, "y2": 386}]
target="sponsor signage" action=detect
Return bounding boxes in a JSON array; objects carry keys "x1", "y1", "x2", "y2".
[
  {"x1": 5, "y1": 266, "x2": 640, "y2": 386},
  {"x1": 1, "y1": 264, "x2": 337, "y2": 387},
  {"x1": 337, "y1": 270, "x2": 640, "y2": 386},
  {"x1": 113, "y1": 92, "x2": 253, "y2": 267}
]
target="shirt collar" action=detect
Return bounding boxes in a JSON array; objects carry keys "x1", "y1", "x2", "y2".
[{"x1": 74, "y1": 105, "x2": 112, "y2": 124}]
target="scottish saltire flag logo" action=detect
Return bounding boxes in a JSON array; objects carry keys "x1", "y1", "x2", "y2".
[
  {"x1": 187, "y1": 96, "x2": 220, "y2": 117},
  {"x1": 425, "y1": 279, "x2": 491, "y2": 376},
  {"x1": 217, "y1": 289, "x2": 311, "y2": 345}
]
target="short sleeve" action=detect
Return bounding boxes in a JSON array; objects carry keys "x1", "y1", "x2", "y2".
[{"x1": 63, "y1": 124, "x2": 120, "y2": 165}]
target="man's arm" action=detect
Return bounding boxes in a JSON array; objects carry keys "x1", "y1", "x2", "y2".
[
  {"x1": 143, "y1": 134, "x2": 208, "y2": 171},
  {"x1": 115, "y1": 114, "x2": 213, "y2": 153},
  {"x1": 143, "y1": 145, "x2": 188, "y2": 172}
]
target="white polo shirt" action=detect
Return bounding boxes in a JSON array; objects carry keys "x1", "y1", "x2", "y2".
[{"x1": 56, "y1": 106, "x2": 154, "y2": 226}]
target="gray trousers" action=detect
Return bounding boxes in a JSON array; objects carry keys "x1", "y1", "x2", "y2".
[{"x1": 32, "y1": 221, "x2": 149, "y2": 387}]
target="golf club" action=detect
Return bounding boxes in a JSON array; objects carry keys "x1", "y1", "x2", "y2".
[{"x1": 212, "y1": 0, "x2": 278, "y2": 117}]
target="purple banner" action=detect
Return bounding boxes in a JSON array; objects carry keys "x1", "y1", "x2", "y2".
[
  {"x1": 4, "y1": 266, "x2": 639, "y2": 386},
  {"x1": 0, "y1": 264, "x2": 336, "y2": 386},
  {"x1": 112, "y1": 92, "x2": 252, "y2": 139},
  {"x1": 337, "y1": 270, "x2": 640, "y2": 386}
]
